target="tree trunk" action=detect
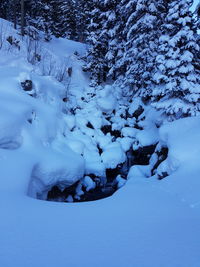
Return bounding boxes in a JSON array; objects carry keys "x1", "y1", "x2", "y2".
[
  {"x1": 13, "y1": 1, "x2": 17, "y2": 29},
  {"x1": 21, "y1": 0, "x2": 25, "y2": 36}
]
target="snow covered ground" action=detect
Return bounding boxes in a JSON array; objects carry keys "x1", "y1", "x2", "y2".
[
  {"x1": 0, "y1": 19, "x2": 200, "y2": 267},
  {"x1": 1, "y1": 179, "x2": 200, "y2": 267}
]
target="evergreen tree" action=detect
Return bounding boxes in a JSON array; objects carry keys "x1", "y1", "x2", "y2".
[
  {"x1": 0, "y1": 0, "x2": 7, "y2": 19},
  {"x1": 49, "y1": 0, "x2": 63, "y2": 38},
  {"x1": 195, "y1": 2, "x2": 200, "y2": 45},
  {"x1": 152, "y1": 0, "x2": 200, "y2": 118},
  {"x1": 41, "y1": 0, "x2": 53, "y2": 41},
  {"x1": 84, "y1": 0, "x2": 108, "y2": 85},
  {"x1": 62, "y1": 0, "x2": 77, "y2": 40},
  {"x1": 104, "y1": 0, "x2": 122, "y2": 80},
  {"x1": 113, "y1": 0, "x2": 137, "y2": 90},
  {"x1": 26, "y1": 0, "x2": 45, "y2": 30},
  {"x1": 0, "y1": 0, "x2": 21, "y2": 28},
  {"x1": 74, "y1": 0, "x2": 90, "y2": 42},
  {"x1": 122, "y1": 0, "x2": 166, "y2": 99}
]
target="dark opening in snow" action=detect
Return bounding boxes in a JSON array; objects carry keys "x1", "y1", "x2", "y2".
[
  {"x1": 34, "y1": 142, "x2": 168, "y2": 203},
  {"x1": 47, "y1": 167, "x2": 125, "y2": 203}
]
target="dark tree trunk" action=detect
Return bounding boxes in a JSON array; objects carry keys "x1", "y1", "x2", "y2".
[
  {"x1": 21, "y1": 0, "x2": 25, "y2": 36},
  {"x1": 13, "y1": 1, "x2": 17, "y2": 29}
]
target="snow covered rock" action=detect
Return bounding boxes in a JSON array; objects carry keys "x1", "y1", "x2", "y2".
[
  {"x1": 101, "y1": 142, "x2": 126, "y2": 169},
  {"x1": 82, "y1": 176, "x2": 96, "y2": 191},
  {"x1": 28, "y1": 149, "x2": 84, "y2": 200}
]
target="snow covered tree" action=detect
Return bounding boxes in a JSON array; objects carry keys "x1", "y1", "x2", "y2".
[
  {"x1": 152, "y1": 0, "x2": 200, "y2": 118},
  {"x1": 0, "y1": 0, "x2": 7, "y2": 19},
  {"x1": 113, "y1": 0, "x2": 137, "y2": 91},
  {"x1": 74, "y1": 0, "x2": 91, "y2": 42},
  {"x1": 46, "y1": 0, "x2": 61, "y2": 38},
  {"x1": 40, "y1": 0, "x2": 53, "y2": 41},
  {"x1": 26, "y1": 0, "x2": 44, "y2": 29},
  {"x1": 63, "y1": 0, "x2": 78, "y2": 40},
  {"x1": 84, "y1": 0, "x2": 109, "y2": 85},
  {"x1": 104, "y1": 0, "x2": 126, "y2": 81},
  {"x1": 84, "y1": 0, "x2": 126, "y2": 85},
  {"x1": 122, "y1": 0, "x2": 166, "y2": 99},
  {"x1": 195, "y1": 2, "x2": 200, "y2": 45},
  {"x1": 0, "y1": 0, "x2": 21, "y2": 28},
  {"x1": 49, "y1": 0, "x2": 77, "y2": 39}
]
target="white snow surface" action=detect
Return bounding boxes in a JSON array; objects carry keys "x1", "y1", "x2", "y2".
[{"x1": 0, "y1": 19, "x2": 200, "y2": 267}]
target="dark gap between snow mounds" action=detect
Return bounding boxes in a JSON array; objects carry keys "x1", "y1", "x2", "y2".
[
  {"x1": 46, "y1": 144, "x2": 169, "y2": 203},
  {"x1": 47, "y1": 166, "x2": 125, "y2": 203}
]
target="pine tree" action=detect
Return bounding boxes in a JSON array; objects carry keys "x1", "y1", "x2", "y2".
[
  {"x1": 74, "y1": 0, "x2": 90, "y2": 42},
  {"x1": 122, "y1": 0, "x2": 166, "y2": 99},
  {"x1": 26, "y1": 0, "x2": 52, "y2": 41},
  {"x1": 85, "y1": 0, "x2": 126, "y2": 86},
  {"x1": 104, "y1": 0, "x2": 122, "y2": 80},
  {"x1": 62, "y1": 0, "x2": 77, "y2": 40},
  {"x1": 0, "y1": 0, "x2": 7, "y2": 19},
  {"x1": 26, "y1": 0, "x2": 44, "y2": 30},
  {"x1": 49, "y1": 0, "x2": 63, "y2": 38},
  {"x1": 84, "y1": 0, "x2": 108, "y2": 86},
  {"x1": 113, "y1": 0, "x2": 137, "y2": 91},
  {"x1": 0, "y1": 0, "x2": 21, "y2": 28},
  {"x1": 195, "y1": 2, "x2": 200, "y2": 45},
  {"x1": 152, "y1": 0, "x2": 200, "y2": 118}
]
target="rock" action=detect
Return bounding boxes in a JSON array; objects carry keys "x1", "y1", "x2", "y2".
[
  {"x1": 101, "y1": 125, "x2": 121, "y2": 138},
  {"x1": 106, "y1": 165, "x2": 122, "y2": 183},
  {"x1": 101, "y1": 125, "x2": 112, "y2": 135},
  {"x1": 131, "y1": 105, "x2": 144, "y2": 119},
  {"x1": 63, "y1": 97, "x2": 68, "y2": 102},
  {"x1": 151, "y1": 146, "x2": 169, "y2": 176},
  {"x1": 86, "y1": 122, "x2": 94, "y2": 129},
  {"x1": 47, "y1": 186, "x2": 62, "y2": 200},
  {"x1": 21, "y1": 80, "x2": 33, "y2": 91},
  {"x1": 132, "y1": 144, "x2": 157, "y2": 165},
  {"x1": 158, "y1": 172, "x2": 168, "y2": 180}
]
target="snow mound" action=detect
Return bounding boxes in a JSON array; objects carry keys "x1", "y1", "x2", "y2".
[
  {"x1": 129, "y1": 116, "x2": 200, "y2": 208},
  {"x1": 97, "y1": 85, "x2": 117, "y2": 113},
  {"x1": 28, "y1": 148, "x2": 84, "y2": 200},
  {"x1": 101, "y1": 142, "x2": 126, "y2": 169}
]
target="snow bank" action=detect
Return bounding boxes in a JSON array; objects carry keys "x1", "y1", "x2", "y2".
[
  {"x1": 129, "y1": 116, "x2": 200, "y2": 208},
  {"x1": 0, "y1": 28, "x2": 85, "y2": 197}
]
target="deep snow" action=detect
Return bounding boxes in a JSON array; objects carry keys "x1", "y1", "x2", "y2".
[{"x1": 0, "y1": 18, "x2": 200, "y2": 267}]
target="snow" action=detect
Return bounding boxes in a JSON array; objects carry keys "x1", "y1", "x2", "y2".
[
  {"x1": 1, "y1": 181, "x2": 200, "y2": 267},
  {"x1": 116, "y1": 174, "x2": 126, "y2": 188},
  {"x1": 156, "y1": 116, "x2": 200, "y2": 207},
  {"x1": 0, "y1": 22, "x2": 85, "y2": 198},
  {"x1": 129, "y1": 116, "x2": 200, "y2": 209},
  {"x1": 0, "y1": 18, "x2": 200, "y2": 267},
  {"x1": 191, "y1": 0, "x2": 200, "y2": 12},
  {"x1": 101, "y1": 142, "x2": 126, "y2": 169},
  {"x1": 97, "y1": 85, "x2": 117, "y2": 113},
  {"x1": 122, "y1": 127, "x2": 138, "y2": 138},
  {"x1": 82, "y1": 176, "x2": 96, "y2": 191},
  {"x1": 28, "y1": 147, "x2": 84, "y2": 200}
]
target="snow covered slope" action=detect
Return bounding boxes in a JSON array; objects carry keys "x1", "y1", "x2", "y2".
[
  {"x1": 0, "y1": 19, "x2": 200, "y2": 267},
  {"x1": 0, "y1": 20, "x2": 88, "y2": 199}
]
